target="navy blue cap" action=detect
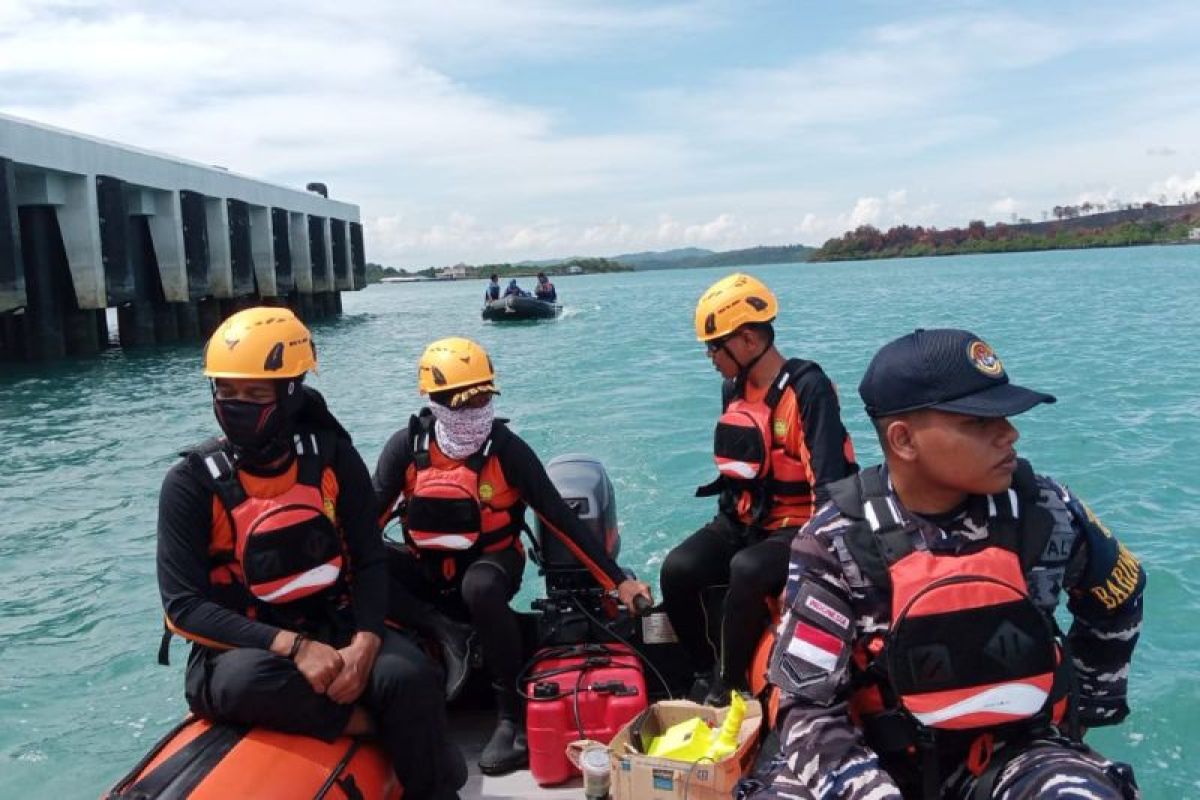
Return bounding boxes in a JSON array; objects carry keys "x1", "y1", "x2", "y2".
[{"x1": 858, "y1": 329, "x2": 1056, "y2": 419}]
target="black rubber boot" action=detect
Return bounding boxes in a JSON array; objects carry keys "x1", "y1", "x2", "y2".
[
  {"x1": 687, "y1": 668, "x2": 715, "y2": 704},
  {"x1": 426, "y1": 612, "x2": 477, "y2": 702},
  {"x1": 478, "y1": 684, "x2": 528, "y2": 776},
  {"x1": 703, "y1": 673, "x2": 734, "y2": 707}
]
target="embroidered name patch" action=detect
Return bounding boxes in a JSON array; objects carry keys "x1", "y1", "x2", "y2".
[{"x1": 804, "y1": 594, "x2": 850, "y2": 631}]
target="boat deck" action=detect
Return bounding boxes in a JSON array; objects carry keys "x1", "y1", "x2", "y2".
[{"x1": 454, "y1": 711, "x2": 583, "y2": 799}]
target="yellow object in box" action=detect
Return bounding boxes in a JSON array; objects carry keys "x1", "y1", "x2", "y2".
[
  {"x1": 644, "y1": 717, "x2": 713, "y2": 761},
  {"x1": 704, "y1": 691, "x2": 746, "y2": 761},
  {"x1": 643, "y1": 691, "x2": 747, "y2": 763},
  {"x1": 609, "y1": 699, "x2": 763, "y2": 800}
]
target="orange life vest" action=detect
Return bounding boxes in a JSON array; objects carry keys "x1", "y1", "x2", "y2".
[
  {"x1": 698, "y1": 359, "x2": 849, "y2": 529},
  {"x1": 396, "y1": 411, "x2": 524, "y2": 579},
  {"x1": 829, "y1": 462, "x2": 1073, "y2": 786},
  {"x1": 190, "y1": 432, "x2": 345, "y2": 606}
]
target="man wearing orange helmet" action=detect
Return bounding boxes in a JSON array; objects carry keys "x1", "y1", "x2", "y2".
[
  {"x1": 156, "y1": 308, "x2": 465, "y2": 800},
  {"x1": 661, "y1": 273, "x2": 858, "y2": 705},
  {"x1": 374, "y1": 336, "x2": 653, "y2": 776}
]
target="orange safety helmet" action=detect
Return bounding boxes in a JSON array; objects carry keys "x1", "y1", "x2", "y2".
[
  {"x1": 204, "y1": 307, "x2": 317, "y2": 379},
  {"x1": 694, "y1": 273, "x2": 778, "y2": 342},
  {"x1": 417, "y1": 337, "x2": 499, "y2": 407}
]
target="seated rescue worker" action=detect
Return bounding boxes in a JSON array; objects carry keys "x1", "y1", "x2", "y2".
[
  {"x1": 750, "y1": 328, "x2": 1143, "y2": 800},
  {"x1": 484, "y1": 273, "x2": 501, "y2": 303},
  {"x1": 534, "y1": 271, "x2": 557, "y2": 302},
  {"x1": 503, "y1": 278, "x2": 528, "y2": 298},
  {"x1": 156, "y1": 308, "x2": 465, "y2": 800},
  {"x1": 661, "y1": 273, "x2": 858, "y2": 706},
  {"x1": 373, "y1": 336, "x2": 653, "y2": 775}
]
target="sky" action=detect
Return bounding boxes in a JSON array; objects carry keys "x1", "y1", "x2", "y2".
[{"x1": 2, "y1": 1, "x2": 1199, "y2": 269}]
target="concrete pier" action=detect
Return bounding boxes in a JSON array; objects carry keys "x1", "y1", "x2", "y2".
[{"x1": 0, "y1": 113, "x2": 367, "y2": 362}]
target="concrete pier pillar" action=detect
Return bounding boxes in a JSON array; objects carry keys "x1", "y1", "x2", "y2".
[
  {"x1": 17, "y1": 206, "x2": 71, "y2": 360},
  {"x1": 0, "y1": 157, "x2": 27, "y2": 313},
  {"x1": 115, "y1": 214, "x2": 160, "y2": 348},
  {"x1": 97, "y1": 309, "x2": 111, "y2": 348},
  {"x1": 272, "y1": 208, "x2": 293, "y2": 295},
  {"x1": 227, "y1": 200, "x2": 255, "y2": 298},
  {"x1": 154, "y1": 302, "x2": 181, "y2": 344},
  {"x1": 291, "y1": 291, "x2": 315, "y2": 323},
  {"x1": 118, "y1": 301, "x2": 156, "y2": 348},
  {"x1": 349, "y1": 222, "x2": 365, "y2": 290},
  {"x1": 96, "y1": 175, "x2": 132, "y2": 307},
  {"x1": 177, "y1": 301, "x2": 200, "y2": 341},
  {"x1": 308, "y1": 216, "x2": 329, "y2": 292},
  {"x1": 63, "y1": 308, "x2": 102, "y2": 356},
  {"x1": 198, "y1": 297, "x2": 223, "y2": 339},
  {"x1": 331, "y1": 219, "x2": 350, "y2": 290},
  {"x1": 1, "y1": 311, "x2": 25, "y2": 361}
]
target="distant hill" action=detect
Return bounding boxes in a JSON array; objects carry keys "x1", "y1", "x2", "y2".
[
  {"x1": 614, "y1": 244, "x2": 815, "y2": 271},
  {"x1": 613, "y1": 248, "x2": 715, "y2": 269},
  {"x1": 384, "y1": 243, "x2": 819, "y2": 280}
]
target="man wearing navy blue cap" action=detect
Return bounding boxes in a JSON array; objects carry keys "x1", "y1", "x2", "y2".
[{"x1": 747, "y1": 329, "x2": 1144, "y2": 800}]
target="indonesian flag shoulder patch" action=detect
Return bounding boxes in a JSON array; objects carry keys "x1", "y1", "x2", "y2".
[{"x1": 787, "y1": 621, "x2": 845, "y2": 672}]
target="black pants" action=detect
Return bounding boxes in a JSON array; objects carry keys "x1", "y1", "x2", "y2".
[
  {"x1": 659, "y1": 514, "x2": 793, "y2": 686},
  {"x1": 185, "y1": 628, "x2": 462, "y2": 799},
  {"x1": 387, "y1": 546, "x2": 526, "y2": 693}
]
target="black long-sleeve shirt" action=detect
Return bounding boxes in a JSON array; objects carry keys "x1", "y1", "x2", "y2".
[
  {"x1": 373, "y1": 420, "x2": 627, "y2": 590},
  {"x1": 157, "y1": 429, "x2": 387, "y2": 651}
]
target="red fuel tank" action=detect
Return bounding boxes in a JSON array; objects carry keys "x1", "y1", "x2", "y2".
[{"x1": 525, "y1": 643, "x2": 648, "y2": 786}]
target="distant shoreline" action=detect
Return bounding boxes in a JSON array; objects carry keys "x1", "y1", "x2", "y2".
[{"x1": 811, "y1": 202, "x2": 1200, "y2": 262}]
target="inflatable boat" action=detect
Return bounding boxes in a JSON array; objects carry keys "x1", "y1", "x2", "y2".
[
  {"x1": 104, "y1": 456, "x2": 763, "y2": 799},
  {"x1": 481, "y1": 295, "x2": 562, "y2": 321}
]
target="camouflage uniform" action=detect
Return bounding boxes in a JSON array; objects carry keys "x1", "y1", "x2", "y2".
[{"x1": 745, "y1": 465, "x2": 1144, "y2": 800}]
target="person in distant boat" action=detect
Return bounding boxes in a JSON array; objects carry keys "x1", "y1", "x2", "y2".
[
  {"x1": 156, "y1": 308, "x2": 466, "y2": 800},
  {"x1": 534, "y1": 272, "x2": 557, "y2": 303},
  {"x1": 485, "y1": 273, "x2": 501, "y2": 303},
  {"x1": 374, "y1": 337, "x2": 653, "y2": 776},
  {"x1": 660, "y1": 272, "x2": 858, "y2": 706},
  {"x1": 747, "y1": 329, "x2": 1144, "y2": 800},
  {"x1": 503, "y1": 278, "x2": 529, "y2": 298}
]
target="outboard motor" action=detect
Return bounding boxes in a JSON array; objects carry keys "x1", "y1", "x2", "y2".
[
  {"x1": 531, "y1": 454, "x2": 627, "y2": 642},
  {"x1": 524, "y1": 456, "x2": 652, "y2": 787},
  {"x1": 534, "y1": 454, "x2": 621, "y2": 594}
]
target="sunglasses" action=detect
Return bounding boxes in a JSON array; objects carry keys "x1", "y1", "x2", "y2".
[{"x1": 705, "y1": 334, "x2": 732, "y2": 354}]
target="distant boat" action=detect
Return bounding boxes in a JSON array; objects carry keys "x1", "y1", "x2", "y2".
[{"x1": 482, "y1": 295, "x2": 562, "y2": 321}]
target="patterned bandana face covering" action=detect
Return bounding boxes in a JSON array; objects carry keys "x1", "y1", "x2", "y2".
[{"x1": 430, "y1": 401, "x2": 495, "y2": 460}]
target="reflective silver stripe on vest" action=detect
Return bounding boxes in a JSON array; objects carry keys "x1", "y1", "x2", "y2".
[
  {"x1": 204, "y1": 451, "x2": 233, "y2": 480},
  {"x1": 293, "y1": 433, "x2": 320, "y2": 456}
]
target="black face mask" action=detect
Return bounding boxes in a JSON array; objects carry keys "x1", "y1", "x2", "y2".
[{"x1": 212, "y1": 380, "x2": 303, "y2": 464}]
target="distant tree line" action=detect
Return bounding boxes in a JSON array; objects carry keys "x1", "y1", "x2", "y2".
[
  {"x1": 813, "y1": 208, "x2": 1200, "y2": 262},
  {"x1": 364, "y1": 257, "x2": 632, "y2": 283},
  {"x1": 461, "y1": 257, "x2": 632, "y2": 279}
]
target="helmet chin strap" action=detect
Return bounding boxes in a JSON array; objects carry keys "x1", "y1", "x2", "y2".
[{"x1": 727, "y1": 339, "x2": 770, "y2": 390}]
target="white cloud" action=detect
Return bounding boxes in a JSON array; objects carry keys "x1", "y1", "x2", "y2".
[
  {"x1": 1148, "y1": 172, "x2": 1200, "y2": 203},
  {"x1": 4, "y1": 2, "x2": 1200, "y2": 266},
  {"x1": 848, "y1": 197, "x2": 882, "y2": 228},
  {"x1": 990, "y1": 197, "x2": 1018, "y2": 215}
]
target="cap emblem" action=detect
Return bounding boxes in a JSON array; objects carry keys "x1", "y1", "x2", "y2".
[{"x1": 967, "y1": 340, "x2": 1004, "y2": 378}]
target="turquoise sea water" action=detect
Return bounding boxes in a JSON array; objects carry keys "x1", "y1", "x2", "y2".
[{"x1": 1, "y1": 246, "x2": 1197, "y2": 797}]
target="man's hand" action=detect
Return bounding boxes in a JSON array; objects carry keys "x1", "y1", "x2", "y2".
[
  {"x1": 616, "y1": 579, "x2": 654, "y2": 615},
  {"x1": 294, "y1": 638, "x2": 345, "y2": 695},
  {"x1": 326, "y1": 631, "x2": 382, "y2": 705}
]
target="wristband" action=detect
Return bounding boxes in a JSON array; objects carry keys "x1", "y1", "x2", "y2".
[{"x1": 287, "y1": 634, "x2": 306, "y2": 661}]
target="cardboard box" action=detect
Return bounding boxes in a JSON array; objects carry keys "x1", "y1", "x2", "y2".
[{"x1": 609, "y1": 699, "x2": 762, "y2": 800}]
